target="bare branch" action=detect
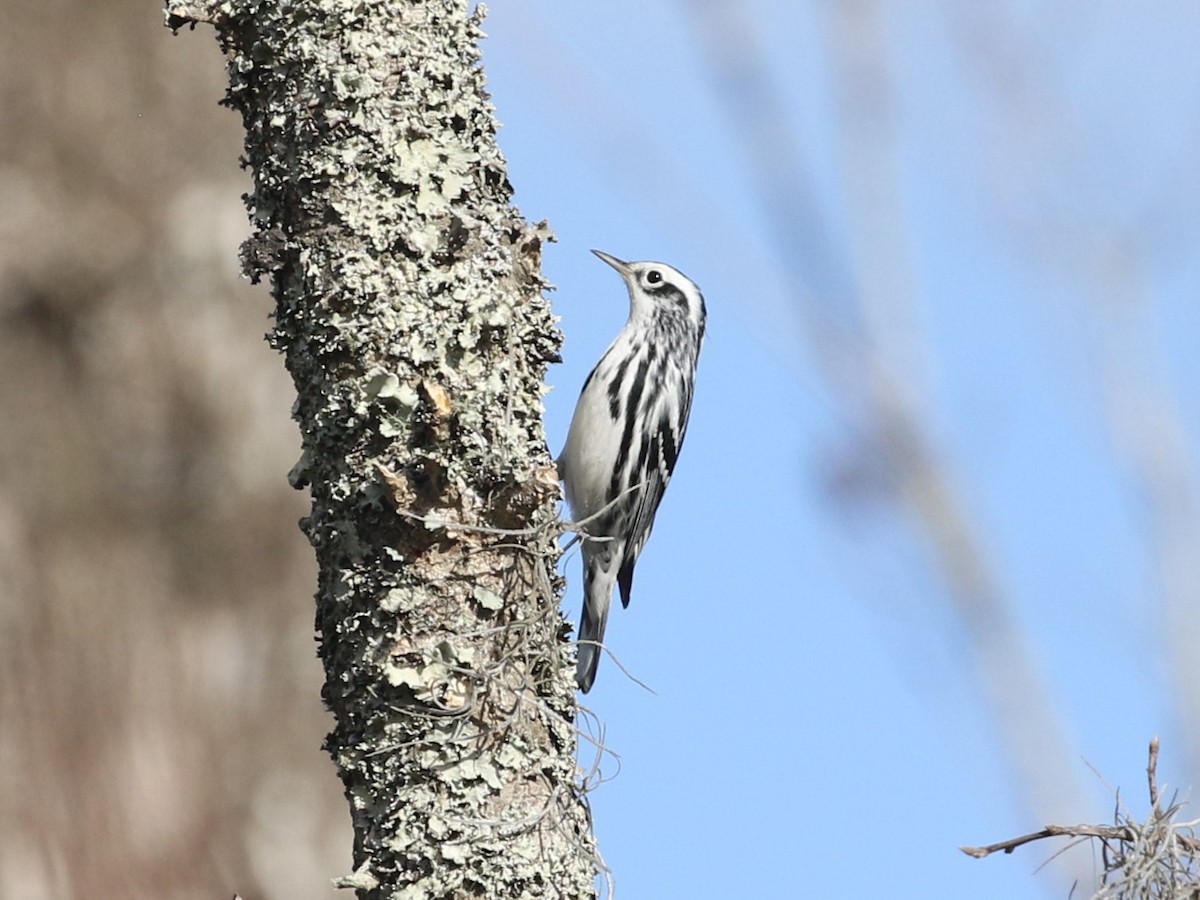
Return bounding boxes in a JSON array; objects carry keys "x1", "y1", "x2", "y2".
[
  {"x1": 962, "y1": 739, "x2": 1200, "y2": 896},
  {"x1": 1148, "y1": 735, "x2": 1161, "y2": 810}
]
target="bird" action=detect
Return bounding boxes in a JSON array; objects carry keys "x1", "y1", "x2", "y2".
[{"x1": 558, "y1": 249, "x2": 706, "y2": 692}]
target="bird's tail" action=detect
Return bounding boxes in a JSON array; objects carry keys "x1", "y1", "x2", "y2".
[{"x1": 576, "y1": 553, "x2": 617, "y2": 693}]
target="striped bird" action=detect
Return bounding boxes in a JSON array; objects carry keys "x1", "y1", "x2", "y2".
[{"x1": 558, "y1": 250, "x2": 706, "y2": 692}]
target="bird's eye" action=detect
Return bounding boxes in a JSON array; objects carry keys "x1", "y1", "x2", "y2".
[{"x1": 646, "y1": 270, "x2": 663, "y2": 285}]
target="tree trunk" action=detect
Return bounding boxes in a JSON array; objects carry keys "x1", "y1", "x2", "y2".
[{"x1": 164, "y1": 1, "x2": 596, "y2": 896}]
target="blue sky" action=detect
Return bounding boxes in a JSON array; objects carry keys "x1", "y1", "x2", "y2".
[{"x1": 481, "y1": 3, "x2": 1200, "y2": 898}]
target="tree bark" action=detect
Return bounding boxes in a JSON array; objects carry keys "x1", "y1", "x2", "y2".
[{"x1": 165, "y1": 1, "x2": 596, "y2": 897}]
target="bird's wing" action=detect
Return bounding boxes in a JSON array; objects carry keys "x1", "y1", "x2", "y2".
[{"x1": 615, "y1": 378, "x2": 694, "y2": 607}]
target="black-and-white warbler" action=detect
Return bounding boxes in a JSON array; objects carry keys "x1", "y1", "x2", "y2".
[{"x1": 558, "y1": 250, "x2": 706, "y2": 692}]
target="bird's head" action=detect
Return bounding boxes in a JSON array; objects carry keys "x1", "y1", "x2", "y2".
[{"x1": 592, "y1": 249, "x2": 707, "y2": 335}]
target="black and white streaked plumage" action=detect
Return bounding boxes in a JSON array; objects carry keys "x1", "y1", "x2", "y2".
[{"x1": 558, "y1": 250, "x2": 706, "y2": 693}]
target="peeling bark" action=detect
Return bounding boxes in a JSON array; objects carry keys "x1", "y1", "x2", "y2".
[{"x1": 165, "y1": 1, "x2": 595, "y2": 896}]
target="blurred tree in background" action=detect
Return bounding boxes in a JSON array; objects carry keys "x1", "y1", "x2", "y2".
[{"x1": 0, "y1": 0, "x2": 346, "y2": 896}]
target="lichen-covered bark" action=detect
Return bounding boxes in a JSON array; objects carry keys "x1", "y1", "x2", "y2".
[{"x1": 164, "y1": 1, "x2": 595, "y2": 897}]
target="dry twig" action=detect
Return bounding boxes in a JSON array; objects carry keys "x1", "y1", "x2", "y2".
[{"x1": 962, "y1": 739, "x2": 1200, "y2": 898}]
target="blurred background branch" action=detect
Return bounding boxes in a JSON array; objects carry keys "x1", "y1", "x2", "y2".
[{"x1": 681, "y1": 3, "x2": 1093, "y2": 886}]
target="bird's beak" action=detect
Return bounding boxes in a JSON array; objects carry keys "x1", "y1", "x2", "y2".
[{"x1": 591, "y1": 249, "x2": 632, "y2": 277}]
